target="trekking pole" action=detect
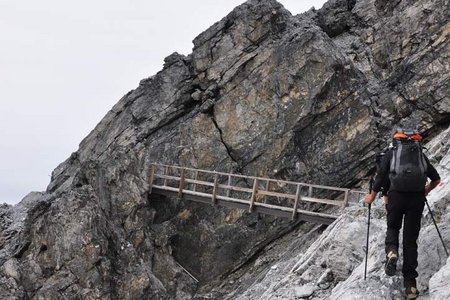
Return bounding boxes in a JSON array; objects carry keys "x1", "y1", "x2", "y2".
[
  {"x1": 364, "y1": 177, "x2": 374, "y2": 280},
  {"x1": 425, "y1": 199, "x2": 449, "y2": 257}
]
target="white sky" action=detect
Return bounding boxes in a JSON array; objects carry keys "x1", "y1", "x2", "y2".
[{"x1": 0, "y1": 0, "x2": 327, "y2": 205}]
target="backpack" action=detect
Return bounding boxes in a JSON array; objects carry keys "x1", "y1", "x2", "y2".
[{"x1": 388, "y1": 130, "x2": 428, "y2": 192}]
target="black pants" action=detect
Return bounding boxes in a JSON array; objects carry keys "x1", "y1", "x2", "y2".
[{"x1": 385, "y1": 191, "x2": 425, "y2": 279}]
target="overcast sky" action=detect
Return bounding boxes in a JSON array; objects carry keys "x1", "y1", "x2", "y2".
[{"x1": 0, "y1": 0, "x2": 327, "y2": 205}]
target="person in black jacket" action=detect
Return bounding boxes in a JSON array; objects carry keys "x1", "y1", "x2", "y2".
[{"x1": 365, "y1": 134, "x2": 441, "y2": 299}]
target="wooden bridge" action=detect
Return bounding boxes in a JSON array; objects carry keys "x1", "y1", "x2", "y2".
[{"x1": 148, "y1": 163, "x2": 366, "y2": 225}]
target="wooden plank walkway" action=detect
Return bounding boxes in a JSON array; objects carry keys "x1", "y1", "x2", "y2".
[{"x1": 148, "y1": 163, "x2": 365, "y2": 225}]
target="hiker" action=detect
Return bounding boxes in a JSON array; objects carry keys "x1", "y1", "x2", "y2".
[{"x1": 365, "y1": 130, "x2": 441, "y2": 299}]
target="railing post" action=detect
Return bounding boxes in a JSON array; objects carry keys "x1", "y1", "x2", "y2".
[
  {"x1": 163, "y1": 166, "x2": 169, "y2": 186},
  {"x1": 249, "y1": 178, "x2": 259, "y2": 212},
  {"x1": 226, "y1": 174, "x2": 232, "y2": 197},
  {"x1": 292, "y1": 184, "x2": 302, "y2": 220},
  {"x1": 212, "y1": 172, "x2": 219, "y2": 204},
  {"x1": 264, "y1": 179, "x2": 270, "y2": 203},
  {"x1": 308, "y1": 186, "x2": 313, "y2": 197},
  {"x1": 193, "y1": 170, "x2": 198, "y2": 192},
  {"x1": 342, "y1": 189, "x2": 350, "y2": 209},
  {"x1": 179, "y1": 168, "x2": 185, "y2": 198},
  {"x1": 149, "y1": 164, "x2": 155, "y2": 194}
]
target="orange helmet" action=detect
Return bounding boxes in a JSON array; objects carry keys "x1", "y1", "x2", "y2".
[{"x1": 392, "y1": 132, "x2": 423, "y2": 141}]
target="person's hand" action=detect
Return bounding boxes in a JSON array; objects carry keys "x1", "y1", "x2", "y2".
[
  {"x1": 365, "y1": 192, "x2": 377, "y2": 205},
  {"x1": 424, "y1": 185, "x2": 433, "y2": 196},
  {"x1": 425, "y1": 180, "x2": 441, "y2": 196}
]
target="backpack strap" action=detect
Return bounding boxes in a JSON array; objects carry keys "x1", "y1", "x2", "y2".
[
  {"x1": 417, "y1": 141, "x2": 427, "y2": 175},
  {"x1": 390, "y1": 143, "x2": 403, "y2": 174}
]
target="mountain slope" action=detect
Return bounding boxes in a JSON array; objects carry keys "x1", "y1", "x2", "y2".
[{"x1": 1, "y1": 0, "x2": 449, "y2": 299}]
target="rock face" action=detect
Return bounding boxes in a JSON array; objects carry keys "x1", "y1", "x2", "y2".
[
  {"x1": 1, "y1": 0, "x2": 449, "y2": 299},
  {"x1": 224, "y1": 126, "x2": 450, "y2": 300}
]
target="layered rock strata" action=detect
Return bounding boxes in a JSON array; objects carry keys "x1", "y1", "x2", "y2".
[{"x1": 1, "y1": 0, "x2": 449, "y2": 298}]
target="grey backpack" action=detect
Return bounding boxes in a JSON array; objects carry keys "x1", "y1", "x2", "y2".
[{"x1": 389, "y1": 132, "x2": 427, "y2": 192}]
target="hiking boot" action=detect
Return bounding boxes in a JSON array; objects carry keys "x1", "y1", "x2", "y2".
[
  {"x1": 404, "y1": 278, "x2": 419, "y2": 299},
  {"x1": 384, "y1": 250, "x2": 398, "y2": 276}
]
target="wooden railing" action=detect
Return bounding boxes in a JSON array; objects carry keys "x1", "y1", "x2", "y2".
[{"x1": 148, "y1": 163, "x2": 365, "y2": 225}]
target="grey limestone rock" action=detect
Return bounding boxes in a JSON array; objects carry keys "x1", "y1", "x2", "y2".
[{"x1": 1, "y1": 0, "x2": 449, "y2": 299}]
